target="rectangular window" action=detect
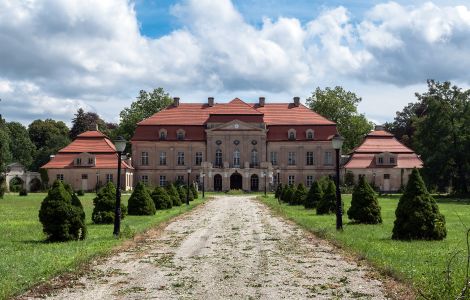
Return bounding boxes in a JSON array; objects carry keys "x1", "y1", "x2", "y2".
[
  {"x1": 177, "y1": 152, "x2": 185, "y2": 165},
  {"x1": 159, "y1": 175, "x2": 166, "y2": 187},
  {"x1": 177, "y1": 132, "x2": 184, "y2": 140},
  {"x1": 288, "y1": 152, "x2": 296, "y2": 165},
  {"x1": 160, "y1": 131, "x2": 166, "y2": 140},
  {"x1": 141, "y1": 151, "x2": 149, "y2": 166},
  {"x1": 306, "y1": 175, "x2": 314, "y2": 187},
  {"x1": 106, "y1": 174, "x2": 113, "y2": 183},
  {"x1": 389, "y1": 157, "x2": 395, "y2": 164},
  {"x1": 81, "y1": 174, "x2": 88, "y2": 180},
  {"x1": 56, "y1": 174, "x2": 64, "y2": 181},
  {"x1": 378, "y1": 157, "x2": 384, "y2": 164},
  {"x1": 76, "y1": 158, "x2": 81, "y2": 165},
  {"x1": 160, "y1": 152, "x2": 167, "y2": 165},
  {"x1": 384, "y1": 174, "x2": 390, "y2": 179},
  {"x1": 176, "y1": 175, "x2": 185, "y2": 184},
  {"x1": 288, "y1": 175, "x2": 295, "y2": 185},
  {"x1": 88, "y1": 157, "x2": 94, "y2": 165},
  {"x1": 324, "y1": 151, "x2": 333, "y2": 165},
  {"x1": 306, "y1": 151, "x2": 314, "y2": 166},
  {"x1": 141, "y1": 175, "x2": 149, "y2": 185},
  {"x1": 270, "y1": 151, "x2": 278, "y2": 165},
  {"x1": 195, "y1": 152, "x2": 203, "y2": 165}
]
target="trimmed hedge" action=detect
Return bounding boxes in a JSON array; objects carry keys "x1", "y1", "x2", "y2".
[
  {"x1": 38, "y1": 180, "x2": 86, "y2": 241},
  {"x1": 166, "y1": 184, "x2": 182, "y2": 206},
  {"x1": 347, "y1": 175, "x2": 382, "y2": 224},
  {"x1": 92, "y1": 182, "x2": 127, "y2": 224},
  {"x1": 392, "y1": 169, "x2": 446, "y2": 240},
  {"x1": 304, "y1": 181, "x2": 322, "y2": 209},
  {"x1": 127, "y1": 182, "x2": 156, "y2": 216},
  {"x1": 151, "y1": 186, "x2": 173, "y2": 210}
]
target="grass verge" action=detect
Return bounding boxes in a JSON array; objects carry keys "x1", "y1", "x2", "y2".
[
  {"x1": 0, "y1": 193, "x2": 205, "y2": 300},
  {"x1": 258, "y1": 194, "x2": 470, "y2": 298}
]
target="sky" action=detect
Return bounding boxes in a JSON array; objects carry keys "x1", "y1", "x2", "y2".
[{"x1": 1, "y1": 0, "x2": 470, "y2": 126}]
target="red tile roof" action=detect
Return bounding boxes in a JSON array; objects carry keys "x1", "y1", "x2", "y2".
[
  {"x1": 344, "y1": 153, "x2": 423, "y2": 169},
  {"x1": 345, "y1": 128, "x2": 422, "y2": 169},
  {"x1": 137, "y1": 98, "x2": 335, "y2": 126},
  {"x1": 42, "y1": 130, "x2": 132, "y2": 169}
]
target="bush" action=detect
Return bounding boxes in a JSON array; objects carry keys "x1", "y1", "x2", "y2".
[
  {"x1": 76, "y1": 189, "x2": 85, "y2": 196},
  {"x1": 127, "y1": 182, "x2": 156, "y2": 215},
  {"x1": 317, "y1": 180, "x2": 336, "y2": 215},
  {"x1": 280, "y1": 184, "x2": 289, "y2": 202},
  {"x1": 304, "y1": 181, "x2": 322, "y2": 209},
  {"x1": 347, "y1": 175, "x2": 382, "y2": 224},
  {"x1": 151, "y1": 187, "x2": 173, "y2": 210},
  {"x1": 38, "y1": 180, "x2": 86, "y2": 241},
  {"x1": 177, "y1": 185, "x2": 187, "y2": 204},
  {"x1": 0, "y1": 176, "x2": 6, "y2": 199},
  {"x1": 19, "y1": 188, "x2": 28, "y2": 196},
  {"x1": 190, "y1": 184, "x2": 198, "y2": 199},
  {"x1": 226, "y1": 189, "x2": 244, "y2": 195},
  {"x1": 284, "y1": 185, "x2": 295, "y2": 204},
  {"x1": 292, "y1": 183, "x2": 307, "y2": 205},
  {"x1": 274, "y1": 184, "x2": 283, "y2": 199},
  {"x1": 344, "y1": 171, "x2": 355, "y2": 186},
  {"x1": 166, "y1": 184, "x2": 182, "y2": 206},
  {"x1": 392, "y1": 169, "x2": 447, "y2": 240},
  {"x1": 92, "y1": 182, "x2": 127, "y2": 224},
  {"x1": 186, "y1": 185, "x2": 195, "y2": 202},
  {"x1": 71, "y1": 192, "x2": 86, "y2": 223}
]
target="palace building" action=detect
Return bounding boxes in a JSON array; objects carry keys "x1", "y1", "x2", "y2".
[
  {"x1": 344, "y1": 125, "x2": 423, "y2": 192},
  {"x1": 131, "y1": 97, "x2": 339, "y2": 192}
]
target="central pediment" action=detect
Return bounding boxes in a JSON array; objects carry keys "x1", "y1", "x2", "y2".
[{"x1": 206, "y1": 119, "x2": 265, "y2": 132}]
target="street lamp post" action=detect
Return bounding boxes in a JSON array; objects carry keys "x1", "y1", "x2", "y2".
[
  {"x1": 276, "y1": 168, "x2": 281, "y2": 203},
  {"x1": 96, "y1": 171, "x2": 100, "y2": 194},
  {"x1": 113, "y1": 136, "x2": 127, "y2": 237},
  {"x1": 262, "y1": 171, "x2": 267, "y2": 196},
  {"x1": 186, "y1": 168, "x2": 191, "y2": 205},
  {"x1": 332, "y1": 133, "x2": 345, "y2": 231},
  {"x1": 201, "y1": 172, "x2": 205, "y2": 198}
]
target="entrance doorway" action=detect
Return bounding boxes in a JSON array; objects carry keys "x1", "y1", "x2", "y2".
[
  {"x1": 250, "y1": 174, "x2": 259, "y2": 191},
  {"x1": 230, "y1": 173, "x2": 243, "y2": 190},
  {"x1": 214, "y1": 174, "x2": 222, "y2": 191}
]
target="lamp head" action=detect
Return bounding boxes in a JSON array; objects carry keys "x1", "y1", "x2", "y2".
[
  {"x1": 187, "y1": 168, "x2": 192, "y2": 174},
  {"x1": 332, "y1": 133, "x2": 345, "y2": 150},
  {"x1": 114, "y1": 136, "x2": 127, "y2": 152}
]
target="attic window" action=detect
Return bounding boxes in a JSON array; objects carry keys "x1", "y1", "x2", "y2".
[
  {"x1": 76, "y1": 158, "x2": 82, "y2": 165},
  {"x1": 88, "y1": 158, "x2": 94, "y2": 165},
  {"x1": 288, "y1": 129, "x2": 296, "y2": 140},
  {"x1": 176, "y1": 129, "x2": 185, "y2": 140},
  {"x1": 306, "y1": 129, "x2": 314, "y2": 140},
  {"x1": 390, "y1": 157, "x2": 395, "y2": 164},
  {"x1": 159, "y1": 129, "x2": 167, "y2": 140},
  {"x1": 378, "y1": 157, "x2": 384, "y2": 164}
]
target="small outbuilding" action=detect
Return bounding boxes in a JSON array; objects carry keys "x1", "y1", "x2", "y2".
[
  {"x1": 41, "y1": 130, "x2": 134, "y2": 192},
  {"x1": 344, "y1": 125, "x2": 423, "y2": 192}
]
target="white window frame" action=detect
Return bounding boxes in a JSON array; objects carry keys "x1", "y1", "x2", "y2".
[
  {"x1": 177, "y1": 151, "x2": 185, "y2": 166},
  {"x1": 159, "y1": 175, "x2": 166, "y2": 187},
  {"x1": 160, "y1": 152, "x2": 167, "y2": 165},
  {"x1": 306, "y1": 175, "x2": 314, "y2": 187},
  {"x1": 324, "y1": 151, "x2": 333, "y2": 166},
  {"x1": 141, "y1": 151, "x2": 149, "y2": 166},
  {"x1": 195, "y1": 152, "x2": 203, "y2": 165},
  {"x1": 306, "y1": 151, "x2": 314, "y2": 166},
  {"x1": 270, "y1": 151, "x2": 278, "y2": 165},
  {"x1": 288, "y1": 151, "x2": 296, "y2": 165},
  {"x1": 288, "y1": 175, "x2": 295, "y2": 185}
]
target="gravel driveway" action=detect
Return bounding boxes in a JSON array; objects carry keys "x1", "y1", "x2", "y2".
[{"x1": 25, "y1": 195, "x2": 388, "y2": 299}]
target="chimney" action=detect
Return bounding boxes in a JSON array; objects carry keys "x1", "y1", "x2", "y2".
[
  {"x1": 258, "y1": 97, "x2": 265, "y2": 107},
  {"x1": 208, "y1": 97, "x2": 214, "y2": 107},
  {"x1": 293, "y1": 96, "x2": 300, "y2": 107},
  {"x1": 95, "y1": 124, "x2": 99, "y2": 131},
  {"x1": 173, "y1": 97, "x2": 180, "y2": 107},
  {"x1": 375, "y1": 124, "x2": 385, "y2": 131}
]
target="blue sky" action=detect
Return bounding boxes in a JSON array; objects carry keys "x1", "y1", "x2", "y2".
[{"x1": 1, "y1": 0, "x2": 470, "y2": 125}]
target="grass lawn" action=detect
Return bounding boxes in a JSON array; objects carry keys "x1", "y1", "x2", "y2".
[
  {"x1": 259, "y1": 194, "x2": 470, "y2": 298},
  {"x1": 0, "y1": 192, "x2": 205, "y2": 300}
]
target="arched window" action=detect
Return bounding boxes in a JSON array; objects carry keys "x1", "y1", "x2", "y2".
[
  {"x1": 251, "y1": 149, "x2": 258, "y2": 167},
  {"x1": 306, "y1": 129, "x2": 314, "y2": 140},
  {"x1": 288, "y1": 128, "x2": 296, "y2": 140},
  {"x1": 215, "y1": 149, "x2": 223, "y2": 167},
  {"x1": 233, "y1": 149, "x2": 240, "y2": 167},
  {"x1": 176, "y1": 129, "x2": 185, "y2": 140},
  {"x1": 159, "y1": 129, "x2": 167, "y2": 140}
]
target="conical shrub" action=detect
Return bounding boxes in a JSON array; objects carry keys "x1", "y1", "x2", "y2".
[
  {"x1": 177, "y1": 185, "x2": 187, "y2": 204},
  {"x1": 166, "y1": 184, "x2": 182, "y2": 206},
  {"x1": 348, "y1": 175, "x2": 382, "y2": 224},
  {"x1": 38, "y1": 180, "x2": 86, "y2": 241},
  {"x1": 392, "y1": 169, "x2": 446, "y2": 240},
  {"x1": 316, "y1": 180, "x2": 336, "y2": 215},
  {"x1": 285, "y1": 185, "x2": 296, "y2": 205},
  {"x1": 151, "y1": 186, "x2": 173, "y2": 210},
  {"x1": 92, "y1": 182, "x2": 127, "y2": 224},
  {"x1": 190, "y1": 184, "x2": 198, "y2": 199},
  {"x1": 128, "y1": 182, "x2": 156, "y2": 215},
  {"x1": 280, "y1": 184, "x2": 289, "y2": 202},
  {"x1": 304, "y1": 181, "x2": 322, "y2": 209},
  {"x1": 274, "y1": 184, "x2": 283, "y2": 199},
  {"x1": 293, "y1": 183, "x2": 307, "y2": 205}
]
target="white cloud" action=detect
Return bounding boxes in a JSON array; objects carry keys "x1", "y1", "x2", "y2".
[{"x1": 0, "y1": 0, "x2": 470, "y2": 125}]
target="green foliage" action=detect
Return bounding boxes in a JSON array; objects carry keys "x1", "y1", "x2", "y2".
[
  {"x1": 306, "y1": 86, "x2": 373, "y2": 152},
  {"x1": 392, "y1": 169, "x2": 447, "y2": 240},
  {"x1": 38, "y1": 180, "x2": 86, "y2": 241},
  {"x1": 316, "y1": 180, "x2": 336, "y2": 215},
  {"x1": 274, "y1": 184, "x2": 283, "y2": 199},
  {"x1": 347, "y1": 176, "x2": 382, "y2": 224},
  {"x1": 151, "y1": 187, "x2": 173, "y2": 210},
  {"x1": 226, "y1": 189, "x2": 244, "y2": 195},
  {"x1": 284, "y1": 185, "x2": 295, "y2": 205},
  {"x1": 7, "y1": 122, "x2": 36, "y2": 168},
  {"x1": 39, "y1": 168, "x2": 49, "y2": 189},
  {"x1": 166, "y1": 184, "x2": 182, "y2": 206},
  {"x1": 28, "y1": 119, "x2": 70, "y2": 171},
  {"x1": 177, "y1": 185, "x2": 187, "y2": 204},
  {"x1": 280, "y1": 184, "x2": 289, "y2": 202},
  {"x1": 117, "y1": 88, "x2": 172, "y2": 142},
  {"x1": 304, "y1": 181, "x2": 322, "y2": 209},
  {"x1": 0, "y1": 176, "x2": 6, "y2": 199},
  {"x1": 127, "y1": 182, "x2": 156, "y2": 215},
  {"x1": 190, "y1": 184, "x2": 198, "y2": 199},
  {"x1": 186, "y1": 185, "x2": 194, "y2": 202},
  {"x1": 0, "y1": 117, "x2": 12, "y2": 173},
  {"x1": 344, "y1": 171, "x2": 355, "y2": 187},
  {"x1": 9, "y1": 177, "x2": 23, "y2": 192},
  {"x1": 76, "y1": 189, "x2": 85, "y2": 196},
  {"x1": 19, "y1": 188, "x2": 28, "y2": 196},
  {"x1": 384, "y1": 101, "x2": 426, "y2": 148},
  {"x1": 292, "y1": 183, "x2": 307, "y2": 205},
  {"x1": 92, "y1": 182, "x2": 127, "y2": 224},
  {"x1": 69, "y1": 108, "x2": 116, "y2": 140}
]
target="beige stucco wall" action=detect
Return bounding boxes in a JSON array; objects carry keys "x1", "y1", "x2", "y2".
[{"x1": 344, "y1": 168, "x2": 414, "y2": 192}]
